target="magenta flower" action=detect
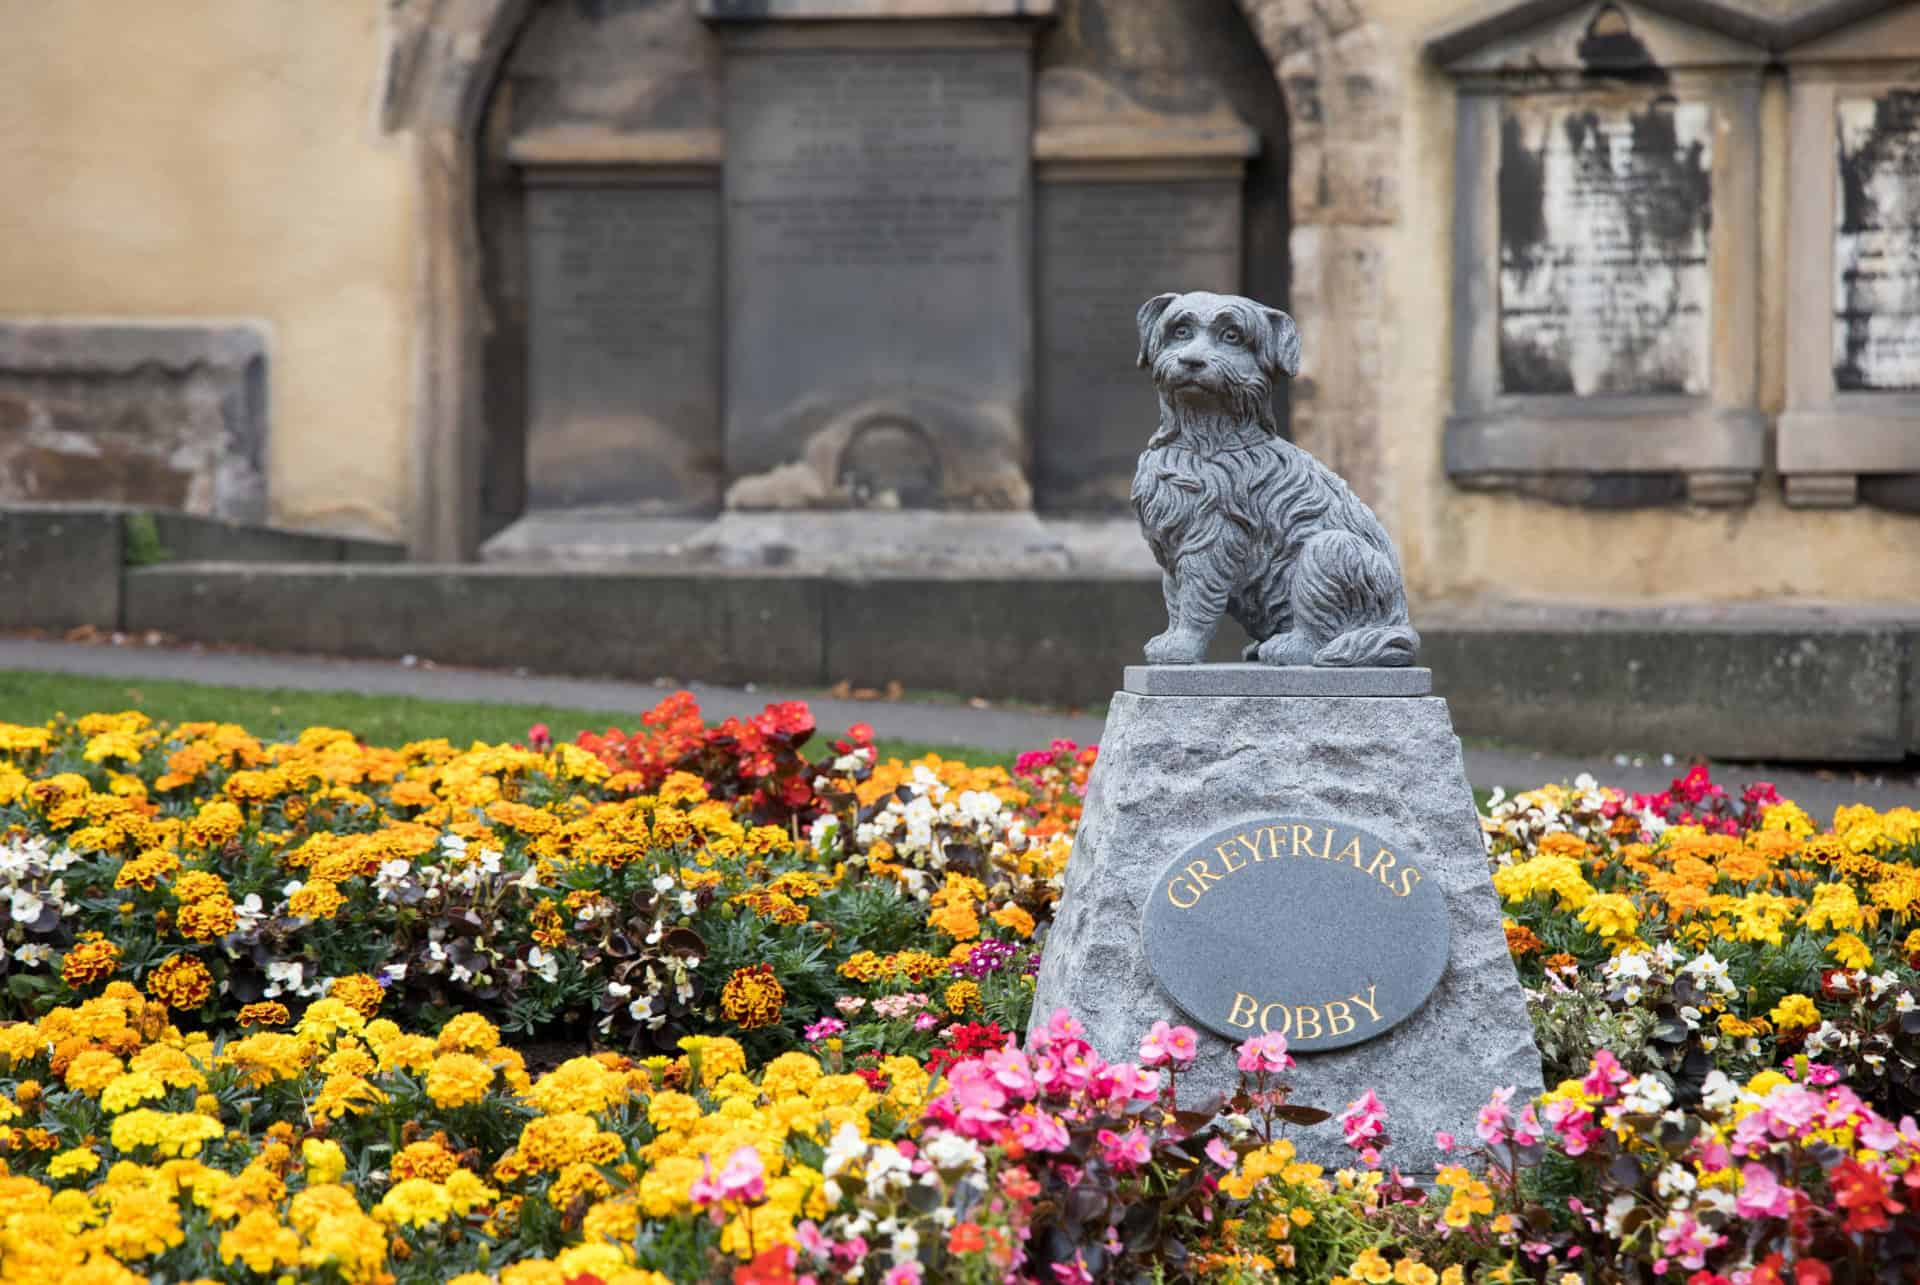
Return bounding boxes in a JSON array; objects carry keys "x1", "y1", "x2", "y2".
[
  {"x1": 1476, "y1": 1084, "x2": 1516, "y2": 1146},
  {"x1": 1235, "y1": 1031, "x2": 1293, "y2": 1074},
  {"x1": 1205, "y1": 1137, "x2": 1237, "y2": 1169},
  {"x1": 883, "y1": 1263, "x2": 924, "y2": 1285},
  {"x1": 1097, "y1": 1126, "x2": 1152, "y2": 1171},
  {"x1": 1010, "y1": 1107, "x2": 1070, "y2": 1153},
  {"x1": 1433, "y1": 1130, "x2": 1455, "y2": 1152},
  {"x1": 983, "y1": 1047, "x2": 1036, "y2": 1096},
  {"x1": 1139, "y1": 1020, "x2": 1198, "y2": 1068},
  {"x1": 718, "y1": 1144, "x2": 766, "y2": 1202},
  {"x1": 1733, "y1": 1162, "x2": 1792, "y2": 1219},
  {"x1": 803, "y1": 1016, "x2": 847, "y2": 1043}
]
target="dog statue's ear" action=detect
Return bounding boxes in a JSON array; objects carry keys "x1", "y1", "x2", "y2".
[
  {"x1": 1260, "y1": 308, "x2": 1302, "y2": 379},
  {"x1": 1136, "y1": 293, "x2": 1179, "y2": 369}
]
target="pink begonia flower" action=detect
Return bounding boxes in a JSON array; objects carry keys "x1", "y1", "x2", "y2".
[
  {"x1": 1051, "y1": 1253, "x2": 1095, "y2": 1285},
  {"x1": 948, "y1": 1062, "x2": 1008, "y2": 1120},
  {"x1": 1010, "y1": 1108, "x2": 1070, "y2": 1153},
  {"x1": 1734, "y1": 1162, "x2": 1792, "y2": 1219},
  {"x1": 1164, "y1": 1024, "x2": 1199, "y2": 1064},
  {"x1": 1103, "y1": 1062, "x2": 1161, "y2": 1103},
  {"x1": 834, "y1": 1236, "x2": 868, "y2": 1267},
  {"x1": 718, "y1": 1145, "x2": 767, "y2": 1202},
  {"x1": 913, "y1": 1012, "x2": 941, "y2": 1032},
  {"x1": 795, "y1": 1221, "x2": 831, "y2": 1258},
  {"x1": 1337, "y1": 1090, "x2": 1388, "y2": 1149},
  {"x1": 690, "y1": 1154, "x2": 723, "y2": 1209},
  {"x1": 983, "y1": 1047, "x2": 1036, "y2": 1096},
  {"x1": 1206, "y1": 1137, "x2": 1237, "y2": 1169},
  {"x1": 1510, "y1": 1104, "x2": 1543, "y2": 1147},
  {"x1": 1097, "y1": 1127, "x2": 1152, "y2": 1171},
  {"x1": 1138, "y1": 1020, "x2": 1178, "y2": 1067},
  {"x1": 1236, "y1": 1031, "x2": 1292, "y2": 1074},
  {"x1": 1046, "y1": 1009, "x2": 1087, "y2": 1043},
  {"x1": 1581, "y1": 1050, "x2": 1628, "y2": 1099},
  {"x1": 1476, "y1": 1085, "x2": 1516, "y2": 1146},
  {"x1": 1433, "y1": 1131, "x2": 1455, "y2": 1153},
  {"x1": 883, "y1": 1263, "x2": 924, "y2": 1285}
]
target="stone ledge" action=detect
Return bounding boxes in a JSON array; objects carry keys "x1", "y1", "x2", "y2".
[{"x1": 1124, "y1": 664, "x2": 1432, "y2": 697}]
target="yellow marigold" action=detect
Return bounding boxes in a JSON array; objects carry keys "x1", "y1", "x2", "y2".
[
  {"x1": 115, "y1": 847, "x2": 180, "y2": 891},
  {"x1": 177, "y1": 895, "x2": 238, "y2": 942},
  {"x1": 944, "y1": 980, "x2": 981, "y2": 1014},
  {"x1": 1803, "y1": 882, "x2": 1863, "y2": 933},
  {"x1": 310, "y1": 1071, "x2": 389, "y2": 1120},
  {"x1": 145, "y1": 955, "x2": 214, "y2": 1011},
  {"x1": 523, "y1": 1056, "x2": 631, "y2": 1117},
  {"x1": 237, "y1": 1001, "x2": 291, "y2": 1028},
  {"x1": 991, "y1": 904, "x2": 1036, "y2": 938},
  {"x1": 110, "y1": 1107, "x2": 224, "y2": 1158},
  {"x1": 1828, "y1": 932, "x2": 1874, "y2": 971},
  {"x1": 426, "y1": 1053, "x2": 495, "y2": 1108},
  {"x1": 328, "y1": 974, "x2": 387, "y2": 1018},
  {"x1": 46, "y1": 1146, "x2": 100, "y2": 1180},
  {"x1": 393, "y1": 1138, "x2": 461, "y2": 1183},
  {"x1": 220, "y1": 1207, "x2": 302, "y2": 1272},
  {"x1": 173, "y1": 870, "x2": 230, "y2": 903},
  {"x1": 436, "y1": 1012, "x2": 502, "y2": 1055},
  {"x1": 288, "y1": 879, "x2": 346, "y2": 920},
  {"x1": 1576, "y1": 893, "x2": 1639, "y2": 941},
  {"x1": 100, "y1": 1069, "x2": 168, "y2": 1113},
  {"x1": 185, "y1": 800, "x2": 245, "y2": 848},
  {"x1": 720, "y1": 964, "x2": 785, "y2": 1030},
  {"x1": 61, "y1": 933, "x2": 121, "y2": 988},
  {"x1": 658, "y1": 771, "x2": 708, "y2": 805},
  {"x1": 838, "y1": 951, "x2": 888, "y2": 983},
  {"x1": 1769, "y1": 993, "x2": 1822, "y2": 1033},
  {"x1": 518, "y1": 1112, "x2": 623, "y2": 1172}
]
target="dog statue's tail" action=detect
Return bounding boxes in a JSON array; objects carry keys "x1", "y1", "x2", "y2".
[{"x1": 1293, "y1": 530, "x2": 1422, "y2": 668}]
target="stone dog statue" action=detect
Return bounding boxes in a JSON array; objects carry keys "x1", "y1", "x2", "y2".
[{"x1": 1131, "y1": 291, "x2": 1420, "y2": 668}]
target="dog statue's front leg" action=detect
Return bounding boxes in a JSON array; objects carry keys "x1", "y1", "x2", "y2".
[{"x1": 1144, "y1": 567, "x2": 1229, "y2": 665}]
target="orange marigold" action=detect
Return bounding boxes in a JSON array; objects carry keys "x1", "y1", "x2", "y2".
[
  {"x1": 1504, "y1": 922, "x2": 1543, "y2": 956},
  {"x1": 60, "y1": 933, "x2": 121, "y2": 987},
  {"x1": 236, "y1": 1002, "x2": 292, "y2": 1028},
  {"x1": 720, "y1": 964, "x2": 785, "y2": 1030},
  {"x1": 146, "y1": 955, "x2": 214, "y2": 1010},
  {"x1": 328, "y1": 974, "x2": 387, "y2": 1018},
  {"x1": 177, "y1": 896, "x2": 238, "y2": 943},
  {"x1": 288, "y1": 880, "x2": 345, "y2": 920}
]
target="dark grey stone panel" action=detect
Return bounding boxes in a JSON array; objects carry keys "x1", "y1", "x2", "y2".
[
  {"x1": 1036, "y1": 181, "x2": 1240, "y2": 511},
  {"x1": 145, "y1": 513, "x2": 343, "y2": 564},
  {"x1": 1422, "y1": 606, "x2": 1919, "y2": 763},
  {"x1": 525, "y1": 183, "x2": 723, "y2": 512},
  {"x1": 721, "y1": 43, "x2": 1032, "y2": 505},
  {"x1": 0, "y1": 505, "x2": 123, "y2": 631}
]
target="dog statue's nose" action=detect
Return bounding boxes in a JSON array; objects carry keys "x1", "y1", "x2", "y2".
[{"x1": 1180, "y1": 356, "x2": 1206, "y2": 371}]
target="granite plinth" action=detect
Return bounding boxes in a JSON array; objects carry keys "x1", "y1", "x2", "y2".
[
  {"x1": 1124, "y1": 664, "x2": 1432, "y2": 696},
  {"x1": 1028, "y1": 691, "x2": 1543, "y2": 1173}
]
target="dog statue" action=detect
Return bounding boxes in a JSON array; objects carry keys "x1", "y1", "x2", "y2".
[{"x1": 1131, "y1": 291, "x2": 1420, "y2": 668}]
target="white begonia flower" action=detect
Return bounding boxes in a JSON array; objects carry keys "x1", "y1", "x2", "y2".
[
  {"x1": 1620, "y1": 1074, "x2": 1673, "y2": 1115},
  {"x1": 1604, "y1": 1193, "x2": 1638, "y2": 1237},
  {"x1": 607, "y1": 981, "x2": 632, "y2": 1000},
  {"x1": 233, "y1": 893, "x2": 267, "y2": 932},
  {"x1": 1699, "y1": 1070, "x2": 1738, "y2": 1112},
  {"x1": 46, "y1": 846, "x2": 78, "y2": 873},
  {"x1": 1606, "y1": 953, "x2": 1652, "y2": 983},
  {"x1": 831, "y1": 753, "x2": 863, "y2": 773},
  {"x1": 1655, "y1": 1164, "x2": 1697, "y2": 1198},
  {"x1": 7, "y1": 888, "x2": 44, "y2": 923},
  {"x1": 1682, "y1": 951, "x2": 1735, "y2": 995},
  {"x1": 652, "y1": 874, "x2": 676, "y2": 894},
  {"x1": 13, "y1": 942, "x2": 52, "y2": 967},
  {"x1": 527, "y1": 946, "x2": 560, "y2": 984},
  {"x1": 1896, "y1": 992, "x2": 1918, "y2": 1015},
  {"x1": 924, "y1": 1132, "x2": 984, "y2": 1173},
  {"x1": 1652, "y1": 942, "x2": 1681, "y2": 969}
]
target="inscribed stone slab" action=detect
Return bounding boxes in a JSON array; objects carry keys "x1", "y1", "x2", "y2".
[
  {"x1": 1835, "y1": 90, "x2": 1920, "y2": 392},
  {"x1": 1497, "y1": 97, "x2": 1712, "y2": 396},
  {"x1": 1029, "y1": 692, "x2": 1543, "y2": 1173},
  {"x1": 1036, "y1": 181, "x2": 1241, "y2": 510},
  {"x1": 720, "y1": 43, "x2": 1030, "y2": 499},
  {"x1": 1124, "y1": 664, "x2": 1431, "y2": 697},
  {"x1": 526, "y1": 184, "x2": 722, "y2": 512}
]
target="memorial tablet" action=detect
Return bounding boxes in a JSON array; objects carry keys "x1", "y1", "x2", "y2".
[
  {"x1": 1498, "y1": 98, "x2": 1713, "y2": 397},
  {"x1": 526, "y1": 184, "x2": 721, "y2": 510},
  {"x1": 1140, "y1": 817, "x2": 1449, "y2": 1052},
  {"x1": 721, "y1": 42, "x2": 1030, "y2": 490},
  {"x1": 1835, "y1": 89, "x2": 1920, "y2": 392}
]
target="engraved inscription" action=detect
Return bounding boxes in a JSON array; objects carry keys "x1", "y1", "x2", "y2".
[
  {"x1": 722, "y1": 47, "x2": 1030, "y2": 484},
  {"x1": 1498, "y1": 98, "x2": 1712, "y2": 397},
  {"x1": 526, "y1": 185, "x2": 721, "y2": 510},
  {"x1": 1037, "y1": 182, "x2": 1240, "y2": 509},
  {"x1": 1835, "y1": 91, "x2": 1920, "y2": 392},
  {"x1": 1140, "y1": 817, "x2": 1449, "y2": 1053}
]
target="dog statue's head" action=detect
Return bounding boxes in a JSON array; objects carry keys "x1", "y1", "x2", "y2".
[{"x1": 1136, "y1": 291, "x2": 1300, "y2": 434}]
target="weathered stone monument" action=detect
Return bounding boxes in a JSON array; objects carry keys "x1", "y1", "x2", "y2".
[{"x1": 1030, "y1": 291, "x2": 1542, "y2": 1172}]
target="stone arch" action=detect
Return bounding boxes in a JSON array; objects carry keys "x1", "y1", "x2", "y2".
[{"x1": 382, "y1": 0, "x2": 1395, "y2": 557}]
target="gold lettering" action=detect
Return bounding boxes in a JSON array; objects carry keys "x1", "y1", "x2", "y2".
[
  {"x1": 1217, "y1": 840, "x2": 1247, "y2": 874},
  {"x1": 1259, "y1": 826, "x2": 1286, "y2": 860},
  {"x1": 1366, "y1": 849, "x2": 1398, "y2": 885},
  {"x1": 1333, "y1": 835, "x2": 1364, "y2": 868},
  {"x1": 1260, "y1": 1003, "x2": 1290, "y2": 1036},
  {"x1": 1293, "y1": 1005, "x2": 1324, "y2": 1040},
  {"x1": 1236, "y1": 831, "x2": 1267, "y2": 865},
  {"x1": 1324, "y1": 1000, "x2": 1355, "y2": 1037},
  {"x1": 1396, "y1": 868, "x2": 1424, "y2": 898},
  {"x1": 1349, "y1": 983, "x2": 1382, "y2": 1024},
  {"x1": 1227, "y1": 992, "x2": 1259, "y2": 1029},
  {"x1": 1166, "y1": 878, "x2": 1200, "y2": 910},
  {"x1": 1183, "y1": 859, "x2": 1222, "y2": 893},
  {"x1": 1289, "y1": 824, "x2": 1314, "y2": 856}
]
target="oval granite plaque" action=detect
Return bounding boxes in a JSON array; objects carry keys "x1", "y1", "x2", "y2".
[{"x1": 1140, "y1": 817, "x2": 1450, "y2": 1052}]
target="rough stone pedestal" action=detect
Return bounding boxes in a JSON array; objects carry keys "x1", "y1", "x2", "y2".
[{"x1": 1029, "y1": 681, "x2": 1543, "y2": 1173}]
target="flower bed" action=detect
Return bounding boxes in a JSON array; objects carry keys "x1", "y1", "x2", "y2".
[{"x1": 0, "y1": 701, "x2": 1915, "y2": 1282}]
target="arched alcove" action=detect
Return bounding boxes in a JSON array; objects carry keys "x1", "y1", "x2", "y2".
[{"x1": 382, "y1": 0, "x2": 1400, "y2": 557}]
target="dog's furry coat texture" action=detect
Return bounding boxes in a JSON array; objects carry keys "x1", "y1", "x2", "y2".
[{"x1": 1130, "y1": 291, "x2": 1419, "y2": 668}]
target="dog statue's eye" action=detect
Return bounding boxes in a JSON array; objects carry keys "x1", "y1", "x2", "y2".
[
  {"x1": 1221, "y1": 327, "x2": 1243, "y2": 345},
  {"x1": 1171, "y1": 323, "x2": 1193, "y2": 340}
]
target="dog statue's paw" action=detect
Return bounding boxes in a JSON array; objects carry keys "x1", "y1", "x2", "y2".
[
  {"x1": 1144, "y1": 628, "x2": 1209, "y2": 665},
  {"x1": 1255, "y1": 632, "x2": 1316, "y2": 667}
]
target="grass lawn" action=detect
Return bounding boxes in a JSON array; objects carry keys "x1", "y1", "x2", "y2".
[{"x1": 0, "y1": 668, "x2": 1013, "y2": 767}]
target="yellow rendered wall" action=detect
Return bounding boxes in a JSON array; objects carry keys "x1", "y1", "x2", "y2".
[
  {"x1": 0, "y1": 0, "x2": 416, "y2": 541},
  {"x1": 1369, "y1": 0, "x2": 1920, "y2": 607}
]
